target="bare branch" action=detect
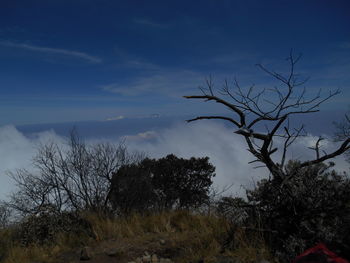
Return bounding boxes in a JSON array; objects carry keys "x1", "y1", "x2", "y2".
[
  {"x1": 186, "y1": 116, "x2": 240, "y2": 127},
  {"x1": 308, "y1": 137, "x2": 324, "y2": 159},
  {"x1": 183, "y1": 95, "x2": 246, "y2": 127},
  {"x1": 184, "y1": 53, "x2": 347, "y2": 179},
  {"x1": 300, "y1": 138, "x2": 350, "y2": 168}
]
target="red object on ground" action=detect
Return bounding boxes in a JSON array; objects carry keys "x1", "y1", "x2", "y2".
[{"x1": 293, "y1": 243, "x2": 349, "y2": 263}]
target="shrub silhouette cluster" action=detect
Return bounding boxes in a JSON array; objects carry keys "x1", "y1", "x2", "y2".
[
  {"x1": 5, "y1": 130, "x2": 216, "y2": 247},
  {"x1": 15, "y1": 205, "x2": 95, "y2": 246},
  {"x1": 108, "y1": 154, "x2": 215, "y2": 214},
  {"x1": 218, "y1": 161, "x2": 350, "y2": 261}
]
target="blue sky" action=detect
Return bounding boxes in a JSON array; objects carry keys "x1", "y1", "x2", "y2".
[
  {"x1": 0, "y1": 0, "x2": 349, "y2": 125},
  {"x1": 0, "y1": 0, "x2": 350, "y2": 199}
]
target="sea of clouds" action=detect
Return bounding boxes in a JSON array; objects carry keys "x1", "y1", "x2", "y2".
[{"x1": 0, "y1": 121, "x2": 348, "y2": 200}]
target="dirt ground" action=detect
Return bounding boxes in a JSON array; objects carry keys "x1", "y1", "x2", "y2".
[{"x1": 57, "y1": 233, "x2": 183, "y2": 263}]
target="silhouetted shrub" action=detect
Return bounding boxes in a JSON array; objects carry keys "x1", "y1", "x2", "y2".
[
  {"x1": 245, "y1": 161, "x2": 350, "y2": 261},
  {"x1": 108, "y1": 154, "x2": 215, "y2": 214},
  {"x1": 108, "y1": 164, "x2": 157, "y2": 214},
  {"x1": 15, "y1": 204, "x2": 95, "y2": 246},
  {"x1": 148, "y1": 154, "x2": 215, "y2": 209}
]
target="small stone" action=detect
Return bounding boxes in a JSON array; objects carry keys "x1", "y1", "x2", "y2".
[
  {"x1": 151, "y1": 254, "x2": 158, "y2": 262},
  {"x1": 105, "y1": 248, "x2": 119, "y2": 257},
  {"x1": 80, "y1": 246, "x2": 92, "y2": 261},
  {"x1": 159, "y1": 239, "x2": 166, "y2": 245}
]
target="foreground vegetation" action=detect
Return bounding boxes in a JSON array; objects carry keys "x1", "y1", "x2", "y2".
[
  {"x1": 0, "y1": 158, "x2": 349, "y2": 263},
  {"x1": 0, "y1": 210, "x2": 273, "y2": 263}
]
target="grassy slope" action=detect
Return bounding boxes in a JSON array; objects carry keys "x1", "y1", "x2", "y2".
[{"x1": 0, "y1": 210, "x2": 274, "y2": 263}]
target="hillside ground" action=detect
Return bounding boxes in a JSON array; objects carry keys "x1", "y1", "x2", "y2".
[{"x1": 0, "y1": 210, "x2": 274, "y2": 263}]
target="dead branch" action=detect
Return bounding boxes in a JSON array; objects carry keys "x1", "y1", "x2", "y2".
[{"x1": 184, "y1": 52, "x2": 348, "y2": 178}]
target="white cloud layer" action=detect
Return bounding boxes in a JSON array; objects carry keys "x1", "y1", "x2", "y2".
[
  {"x1": 125, "y1": 122, "x2": 265, "y2": 196},
  {"x1": 0, "y1": 126, "x2": 66, "y2": 199},
  {"x1": 0, "y1": 122, "x2": 348, "y2": 200},
  {"x1": 125, "y1": 121, "x2": 349, "y2": 196}
]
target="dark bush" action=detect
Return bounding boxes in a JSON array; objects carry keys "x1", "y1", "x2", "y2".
[
  {"x1": 245, "y1": 161, "x2": 350, "y2": 261},
  {"x1": 108, "y1": 154, "x2": 215, "y2": 214},
  {"x1": 15, "y1": 205, "x2": 95, "y2": 246},
  {"x1": 147, "y1": 154, "x2": 215, "y2": 209},
  {"x1": 108, "y1": 164, "x2": 157, "y2": 214}
]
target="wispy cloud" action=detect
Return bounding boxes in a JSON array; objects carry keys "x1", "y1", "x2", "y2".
[
  {"x1": 0, "y1": 94, "x2": 137, "y2": 103},
  {"x1": 0, "y1": 41, "x2": 102, "y2": 63},
  {"x1": 105, "y1": 115, "x2": 125, "y2": 121},
  {"x1": 101, "y1": 70, "x2": 205, "y2": 96},
  {"x1": 134, "y1": 18, "x2": 168, "y2": 28},
  {"x1": 124, "y1": 130, "x2": 158, "y2": 141}
]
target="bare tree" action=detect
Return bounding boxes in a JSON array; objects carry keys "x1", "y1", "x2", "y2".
[
  {"x1": 184, "y1": 52, "x2": 350, "y2": 179},
  {"x1": 334, "y1": 108, "x2": 350, "y2": 162},
  {"x1": 7, "y1": 131, "x2": 144, "y2": 217}
]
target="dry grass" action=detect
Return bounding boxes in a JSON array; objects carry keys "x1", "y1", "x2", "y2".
[
  {"x1": 87, "y1": 210, "x2": 228, "y2": 238},
  {"x1": 0, "y1": 222, "x2": 93, "y2": 263},
  {"x1": 3, "y1": 245, "x2": 55, "y2": 263},
  {"x1": 84, "y1": 210, "x2": 231, "y2": 262},
  {"x1": 0, "y1": 210, "x2": 275, "y2": 263},
  {"x1": 225, "y1": 227, "x2": 274, "y2": 263}
]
